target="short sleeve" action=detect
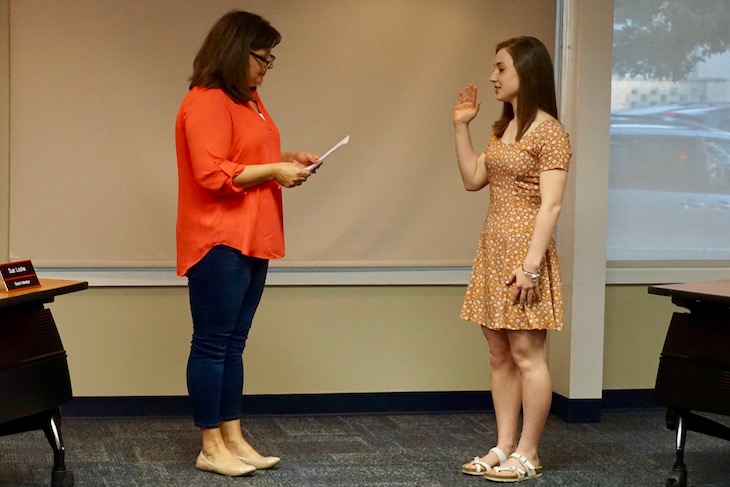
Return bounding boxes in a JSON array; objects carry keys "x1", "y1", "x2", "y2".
[{"x1": 537, "y1": 120, "x2": 571, "y2": 172}]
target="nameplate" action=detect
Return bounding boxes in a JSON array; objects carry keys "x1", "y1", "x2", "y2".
[{"x1": 0, "y1": 260, "x2": 41, "y2": 292}]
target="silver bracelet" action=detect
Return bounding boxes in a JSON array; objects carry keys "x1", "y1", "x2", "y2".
[{"x1": 521, "y1": 266, "x2": 540, "y2": 281}]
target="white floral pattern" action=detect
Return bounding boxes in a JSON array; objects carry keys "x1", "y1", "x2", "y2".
[{"x1": 461, "y1": 119, "x2": 572, "y2": 330}]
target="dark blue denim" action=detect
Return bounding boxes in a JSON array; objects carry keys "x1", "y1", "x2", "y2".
[{"x1": 185, "y1": 245, "x2": 268, "y2": 428}]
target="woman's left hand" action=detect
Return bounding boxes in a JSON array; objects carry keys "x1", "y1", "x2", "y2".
[
  {"x1": 286, "y1": 152, "x2": 319, "y2": 170},
  {"x1": 506, "y1": 267, "x2": 540, "y2": 306}
]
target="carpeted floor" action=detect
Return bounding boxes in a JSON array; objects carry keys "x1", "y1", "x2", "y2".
[{"x1": 1, "y1": 410, "x2": 729, "y2": 486}]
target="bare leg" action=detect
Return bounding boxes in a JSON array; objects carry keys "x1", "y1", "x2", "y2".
[
  {"x1": 485, "y1": 328, "x2": 520, "y2": 460},
  {"x1": 498, "y1": 330, "x2": 550, "y2": 472},
  {"x1": 464, "y1": 328, "x2": 519, "y2": 470}
]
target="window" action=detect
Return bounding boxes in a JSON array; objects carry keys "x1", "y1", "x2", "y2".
[{"x1": 608, "y1": 0, "x2": 730, "y2": 262}]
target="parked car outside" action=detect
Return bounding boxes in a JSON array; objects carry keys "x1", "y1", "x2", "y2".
[
  {"x1": 615, "y1": 103, "x2": 730, "y2": 133},
  {"x1": 608, "y1": 118, "x2": 730, "y2": 261}
]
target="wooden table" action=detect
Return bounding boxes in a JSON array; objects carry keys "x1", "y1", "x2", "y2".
[
  {"x1": 649, "y1": 279, "x2": 730, "y2": 487},
  {"x1": 0, "y1": 278, "x2": 88, "y2": 487}
]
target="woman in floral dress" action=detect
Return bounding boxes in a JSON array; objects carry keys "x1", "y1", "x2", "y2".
[{"x1": 454, "y1": 36, "x2": 571, "y2": 483}]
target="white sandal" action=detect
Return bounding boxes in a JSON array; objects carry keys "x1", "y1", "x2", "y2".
[
  {"x1": 461, "y1": 447, "x2": 508, "y2": 476},
  {"x1": 484, "y1": 452, "x2": 543, "y2": 482}
]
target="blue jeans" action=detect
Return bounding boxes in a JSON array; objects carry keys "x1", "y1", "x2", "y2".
[{"x1": 186, "y1": 245, "x2": 268, "y2": 428}]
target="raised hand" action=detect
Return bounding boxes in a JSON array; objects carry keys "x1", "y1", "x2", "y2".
[{"x1": 453, "y1": 84, "x2": 481, "y2": 126}]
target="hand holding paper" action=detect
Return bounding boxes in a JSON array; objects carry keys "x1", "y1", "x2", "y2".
[{"x1": 306, "y1": 135, "x2": 350, "y2": 172}]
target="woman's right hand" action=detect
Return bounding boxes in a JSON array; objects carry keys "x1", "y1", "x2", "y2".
[
  {"x1": 453, "y1": 84, "x2": 481, "y2": 126},
  {"x1": 273, "y1": 162, "x2": 311, "y2": 188}
]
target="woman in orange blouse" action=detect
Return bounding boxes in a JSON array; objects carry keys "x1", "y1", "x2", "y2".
[{"x1": 175, "y1": 10, "x2": 317, "y2": 477}]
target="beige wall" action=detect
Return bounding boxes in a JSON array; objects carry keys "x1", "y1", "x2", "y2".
[
  {"x1": 46, "y1": 283, "x2": 677, "y2": 397},
  {"x1": 50, "y1": 286, "x2": 489, "y2": 396},
  {"x1": 0, "y1": 0, "x2": 683, "y2": 399},
  {"x1": 603, "y1": 285, "x2": 676, "y2": 390}
]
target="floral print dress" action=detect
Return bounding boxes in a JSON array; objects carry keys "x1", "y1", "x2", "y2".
[{"x1": 461, "y1": 118, "x2": 572, "y2": 330}]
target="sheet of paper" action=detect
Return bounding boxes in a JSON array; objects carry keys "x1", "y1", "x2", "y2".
[{"x1": 306, "y1": 135, "x2": 350, "y2": 171}]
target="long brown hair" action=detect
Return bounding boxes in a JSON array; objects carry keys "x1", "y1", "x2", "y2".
[
  {"x1": 189, "y1": 11, "x2": 281, "y2": 104},
  {"x1": 492, "y1": 36, "x2": 558, "y2": 141}
]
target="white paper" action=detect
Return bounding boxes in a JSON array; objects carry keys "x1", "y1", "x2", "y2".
[{"x1": 306, "y1": 135, "x2": 350, "y2": 171}]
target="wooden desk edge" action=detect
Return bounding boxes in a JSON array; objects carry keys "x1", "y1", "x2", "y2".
[
  {"x1": 648, "y1": 279, "x2": 730, "y2": 305},
  {"x1": 0, "y1": 278, "x2": 89, "y2": 307}
]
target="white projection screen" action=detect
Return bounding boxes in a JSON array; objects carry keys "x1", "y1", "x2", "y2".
[{"x1": 9, "y1": 0, "x2": 557, "y2": 269}]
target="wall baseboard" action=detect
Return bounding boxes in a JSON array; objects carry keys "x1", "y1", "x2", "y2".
[
  {"x1": 60, "y1": 390, "x2": 664, "y2": 422},
  {"x1": 601, "y1": 388, "x2": 663, "y2": 411},
  {"x1": 60, "y1": 391, "x2": 493, "y2": 418},
  {"x1": 551, "y1": 394, "x2": 602, "y2": 423}
]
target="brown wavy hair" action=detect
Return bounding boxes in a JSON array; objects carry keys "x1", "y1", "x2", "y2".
[
  {"x1": 189, "y1": 11, "x2": 281, "y2": 104},
  {"x1": 491, "y1": 36, "x2": 558, "y2": 141}
]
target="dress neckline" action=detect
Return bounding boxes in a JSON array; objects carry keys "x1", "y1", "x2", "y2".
[{"x1": 497, "y1": 117, "x2": 558, "y2": 146}]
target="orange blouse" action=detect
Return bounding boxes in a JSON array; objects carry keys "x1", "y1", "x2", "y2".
[{"x1": 175, "y1": 86, "x2": 284, "y2": 276}]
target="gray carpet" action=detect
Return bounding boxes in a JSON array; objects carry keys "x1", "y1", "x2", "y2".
[{"x1": 1, "y1": 410, "x2": 730, "y2": 486}]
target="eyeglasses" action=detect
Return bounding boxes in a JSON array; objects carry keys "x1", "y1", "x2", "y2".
[{"x1": 250, "y1": 51, "x2": 275, "y2": 69}]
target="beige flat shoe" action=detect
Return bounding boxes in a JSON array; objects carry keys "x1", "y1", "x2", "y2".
[
  {"x1": 236, "y1": 454, "x2": 281, "y2": 470},
  {"x1": 195, "y1": 452, "x2": 256, "y2": 477},
  {"x1": 461, "y1": 447, "x2": 508, "y2": 475}
]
